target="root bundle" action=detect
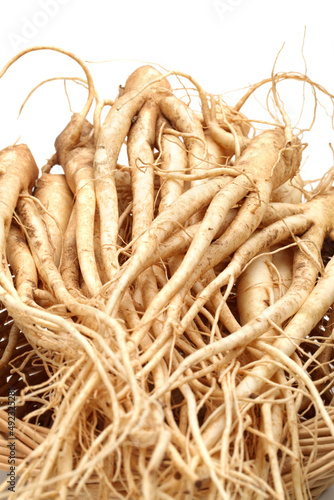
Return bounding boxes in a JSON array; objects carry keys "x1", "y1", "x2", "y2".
[{"x1": 0, "y1": 46, "x2": 334, "y2": 499}]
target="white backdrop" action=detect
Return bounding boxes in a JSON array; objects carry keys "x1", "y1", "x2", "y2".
[{"x1": 0, "y1": 0, "x2": 334, "y2": 497}]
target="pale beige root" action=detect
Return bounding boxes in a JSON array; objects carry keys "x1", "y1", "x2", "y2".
[
  {"x1": 118, "y1": 68, "x2": 250, "y2": 158},
  {"x1": 236, "y1": 251, "x2": 279, "y2": 355},
  {"x1": 129, "y1": 109, "x2": 194, "y2": 367},
  {"x1": 258, "y1": 343, "x2": 334, "y2": 440},
  {"x1": 121, "y1": 176, "x2": 250, "y2": 345},
  {"x1": 132, "y1": 110, "x2": 184, "y2": 361},
  {"x1": 253, "y1": 402, "x2": 274, "y2": 494},
  {"x1": 94, "y1": 65, "x2": 171, "y2": 281},
  {"x1": 179, "y1": 383, "x2": 227, "y2": 498},
  {"x1": 133, "y1": 265, "x2": 167, "y2": 371},
  {"x1": 159, "y1": 94, "x2": 210, "y2": 186},
  {"x1": 128, "y1": 99, "x2": 158, "y2": 243},
  {"x1": 234, "y1": 73, "x2": 334, "y2": 137},
  {"x1": 124, "y1": 208, "x2": 238, "y2": 284},
  {"x1": 18, "y1": 75, "x2": 92, "y2": 125},
  {"x1": 197, "y1": 225, "x2": 330, "y2": 452},
  {"x1": 260, "y1": 201, "x2": 305, "y2": 227},
  {"x1": 93, "y1": 97, "x2": 114, "y2": 141},
  {"x1": 193, "y1": 268, "x2": 241, "y2": 335},
  {"x1": 0, "y1": 144, "x2": 38, "y2": 291},
  {"x1": 156, "y1": 114, "x2": 186, "y2": 213},
  {"x1": 93, "y1": 208, "x2": 109, "y2": 285},
  {"x1": 136, "y1": 263, "x2": 240, "y2": 372},
  {"x1": 16, "y1": 193, "x2": 84, "y2": 313},
  {"x1": 237, "y1": 253, "x2": 274, "y2": 325},
  {"x1": 65, "y1": 364, "x2": 168, "y2": 497},
  {"x1": 52, "y1": 366, "x2": 107, "y2": 499},
  {"x1": 0, "y1": 46, "x2": 96, "y2": 145},
  {"x1": 131, "y1": 127, "x2": 302, "y2": 323},
  {"x1": 180, "y1": 219, "x2": 309, "y2": 343},
  {"x1": 0, "y1": 280, "x2": 111, "y2": 365},
  {"x1": 261, "y1": 402, "x2": 285, "y2": 498},
  {"x1": 156, "y1": 99, "x2": 240, "y2": 237},
  {"x1": 210, "y1": 294, "x2": 240, "y2": 335},
  {"x1": 128, "y1": 188, "x2": 263, "y2": 352},
  {"x1": 106, "y1": 176, "x2": 229, "y2": 315},
  {"x1": 236, "y1": 250, "x2": 286, "y2": 494},
  {"x1": 34, "y1": 173, "x2": 73, "y2": 267},
  {"x1": 204, "y1": 130, "x2": 229, "y2": 166},
  {"x1": 196, "y1": 106, "x2": 251, "y2": 141},
  {"x1": 181, "y1": 185, "x2": 334, "y2": 350},
  {"x1": 55, "y1": 114, "x2": 102, "y2": 297},
  {"x1": 201, "y1": 130, "x2": 233, "y2": 223},
  {"x1": 0, "y1": 322, "x2": 20, "y2": 370},
  {"x1": 6, "y1": 224, "x2": 38, "y2": 304},
  {"x1": 59, "y1": 203, "x2": 83, "y2": 299},
  {"x1": 176, "y1": 70, "x2": 250, "y2": 156},
  {"x1": 232, "y1": 128, "x2": 302, "y2": 192},
  {"x1": 271, "y1": 172, "x2": 303, "y2": 204},
  {"x1": 276, "y1": 370, "x2": 305, "y2": 500},
  {"x1": 247, "y1": 234, "x2": 334, "y2": 393},
  {"x1": 123, "y1": 292, "x2": 196, "y2": 486},
  {"x1": 109, "y1": 128, "x2": 302, "y2": 353},
  {"x1": 122, "y1": 296, "x2": 163, "y2": 402},
  {"x1": 134, "y1": 254, "x2": 183, "y2": 371},
  {"x1": 127, "y1": 98, "x2": 161, "y2": 339},
  {"x1": 154, "y1": 223, "x2": 326, "y2": 405}
]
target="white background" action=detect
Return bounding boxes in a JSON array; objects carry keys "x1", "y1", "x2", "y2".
[{"x1": 0, "y1": 0, "x2": 334, "y2": 497}]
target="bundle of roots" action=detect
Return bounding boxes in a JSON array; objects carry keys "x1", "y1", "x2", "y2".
[{"x1": 0, "y1": 46, "x2": 334, "y2": 499}]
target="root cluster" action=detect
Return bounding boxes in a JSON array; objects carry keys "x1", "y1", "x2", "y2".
[{"x1": 0, "y1": 46, "x2": 334, "y2": 499}]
